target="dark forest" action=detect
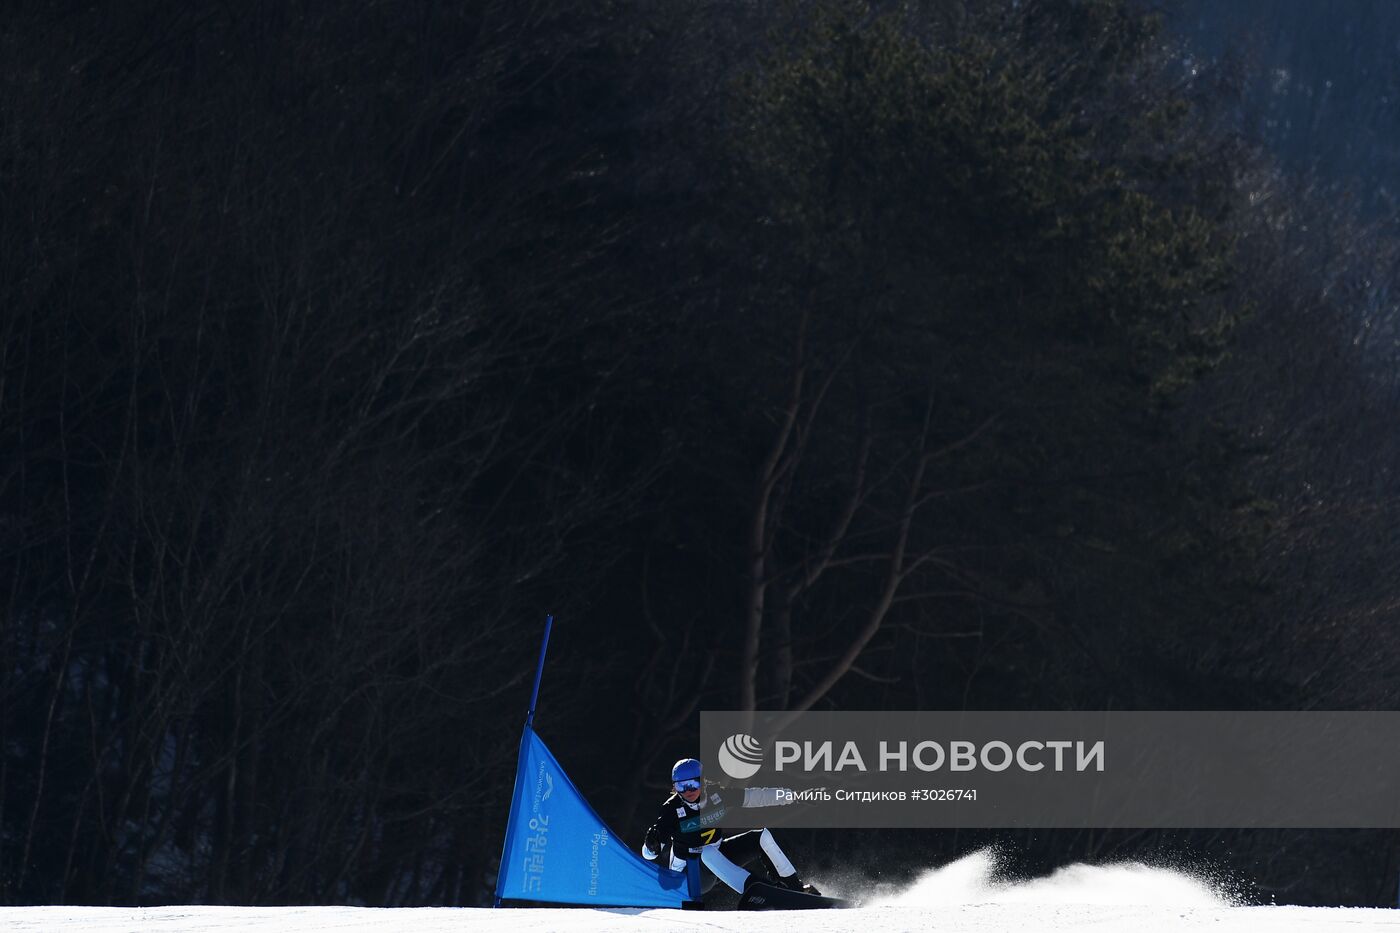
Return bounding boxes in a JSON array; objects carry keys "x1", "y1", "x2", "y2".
[{"x1": 4, "y1": 0, "x2": 1400, "y2": 909}]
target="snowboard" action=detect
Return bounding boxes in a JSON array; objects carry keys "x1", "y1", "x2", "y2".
[{"x1": 737, "y1": 880, "x2": 851, "y2": 910}]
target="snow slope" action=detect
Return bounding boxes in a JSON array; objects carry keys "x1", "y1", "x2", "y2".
[
  {"x1": 6, "y1": 900, "x2": 1398, "y2": 933},
  {"x1": 7, "y1": 852, "x2": 1399, "y2": 932}
]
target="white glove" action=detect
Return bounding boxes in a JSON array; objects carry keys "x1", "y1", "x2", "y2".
[
  {"x1": 743, "y1": 786, "x2": 792, "y2": 807},
  {"x1": 641, "y1": 843, "x2": 658, "y2": 861}
]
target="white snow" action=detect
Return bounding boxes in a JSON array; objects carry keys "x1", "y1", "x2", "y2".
[
  {"x1": 865, "y1": 849, "x2": 1229, "y2": 907},
  {"x1": 5, "y1": 900, "x2": 1399, "y2": 933},
  {"x1": 6, "y1": 852, "x2": 1400, "y2": 932}
]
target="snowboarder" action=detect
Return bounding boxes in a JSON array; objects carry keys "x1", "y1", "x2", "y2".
[{"x1": 640, "y1": 757, "x2": 821, "y2": 896}]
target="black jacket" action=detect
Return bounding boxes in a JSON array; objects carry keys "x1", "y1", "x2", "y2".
[{"x1": 641, "y1": 782, "x2": 790, "y2": 860}]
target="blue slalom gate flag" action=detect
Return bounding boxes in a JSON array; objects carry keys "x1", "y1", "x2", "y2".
[{"x1": 496, "y1": 726, "x2": 692, "y2": 907}]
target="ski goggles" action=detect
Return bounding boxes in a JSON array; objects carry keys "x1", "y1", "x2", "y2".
[{"x1": 674, "y1": 778, "x2": 703, "y2": 793}]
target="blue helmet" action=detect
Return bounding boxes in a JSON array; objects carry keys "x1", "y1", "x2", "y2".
[{"x1": 671, "y1": 758, "x2": 703, "y2": 788}]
